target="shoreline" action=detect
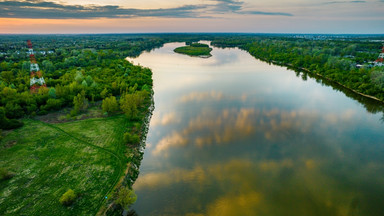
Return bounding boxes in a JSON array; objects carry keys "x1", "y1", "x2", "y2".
[
  {"x1": 251, "y1": 55, "x2": 384, "y2": 105},
  {"x1": 97, "y1": 93, "x2": 154, "y2": 216}
]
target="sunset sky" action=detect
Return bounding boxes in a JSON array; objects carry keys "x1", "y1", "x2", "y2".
[{"x1": 0, "y1": 0, "x2": 383, "y2": 34}]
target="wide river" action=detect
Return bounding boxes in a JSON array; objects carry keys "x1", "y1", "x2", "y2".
[{"x1": 127, "y1": 42, "x2": 384, "y2": 216}]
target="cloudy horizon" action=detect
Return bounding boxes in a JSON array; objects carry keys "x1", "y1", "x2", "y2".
[{"x1": 0, "y1": 0, "x2": 383, "y2": 34}]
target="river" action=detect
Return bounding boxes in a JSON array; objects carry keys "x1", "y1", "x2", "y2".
[{"x1": 126, "y1": 42, "x2": 384, "y2": 216}]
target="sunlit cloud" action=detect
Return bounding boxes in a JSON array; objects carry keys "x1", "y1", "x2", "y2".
[
  {"x1": 152, "y1": 108, "x2": 319, "y2": 155},
  {"x1": 205, "y1": 192, "x2": 263, "y2": 216},
  {"x1": 0, "y1": 0, "x2": 293, "y2": 19},
  {"x1": 150, "y1": 112, "x2": 181, "y2": 126},
  {"x1": 0, "y1": 1, "x2": 206, "y2": 19},
  {"x1": 135, "y1": 157, "x2": 366, "y2": 215},
  {"x1": 150, "y1": 106, "x2": 362, "y2": 157},
  {"x1": 178, "y1": 91, "x2": 248, "y2": 103},
  {"x1": 322, "y1": 0, "x2": 366, "y2": 4},
  {"x1": 152, "y1": 131, "x2": 188, "y2": 156},
  {"x1": 179, "y1": 91, "x2": 228, "y2": 103}
]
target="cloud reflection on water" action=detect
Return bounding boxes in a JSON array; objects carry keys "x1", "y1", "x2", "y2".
[
  {"x1": 152, "y1": 106, "x2": 333, "y2": 156},
  {"x1": 135, "y1": 158, "x2": 364, "y2": 215}
]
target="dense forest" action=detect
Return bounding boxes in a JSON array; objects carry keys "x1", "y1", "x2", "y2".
[{"x1": 0, "y1": 35, "x2": 163, "y2": 121}]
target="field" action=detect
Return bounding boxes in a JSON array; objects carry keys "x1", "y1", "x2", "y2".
[{"x1": 0, "y1": 115, "x2": 132, "y2": 215}]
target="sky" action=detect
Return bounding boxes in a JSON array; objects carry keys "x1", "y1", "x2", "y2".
[{"x1": 0, "y1": 0, "x2": 383, "y2": 34}]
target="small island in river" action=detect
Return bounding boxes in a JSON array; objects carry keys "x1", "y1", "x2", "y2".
[{"x1": 174, "y1": 42, "x2": 213, "y2": 57}]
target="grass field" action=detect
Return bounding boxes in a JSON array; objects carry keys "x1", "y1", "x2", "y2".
[{"x1": 0, "y1": 115, "x2": 133, "y2": 215}]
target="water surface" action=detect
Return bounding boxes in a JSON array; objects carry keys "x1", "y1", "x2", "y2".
[{"x1": 127, "y1": 42, "x2": 384, "y2": 216}]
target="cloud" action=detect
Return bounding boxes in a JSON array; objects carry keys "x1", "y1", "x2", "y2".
[
  {"x1": 0, "y1": 0, "x2": 206, "y2": 19},
  {"x1": 179, "y1": 91, "x2": 226, "y2": 103},
  {"x1": 211, "y1": 0, "x2": 293, "y2": 16},
  {"x1": 0, "y1": 0, "x2": 293, "y2": 19},
  {"x1": 322, "y1": 0, "x2": 366, "y2": 5},
  {"x1": 150, "y1": 112, "x2": 180, "y2": 127},
  {"x1": 152, "y1": 131, "x2": 188, "y2": 156},
  {"x1": 212, "y1": 0, "x2": 243, "y2": 13},
  {"x1": 134, "y1": 157, "x2": 366, "y2": 215},
  {"x1": 151, "y1": 108, "x2": 321, "y2": 156}
]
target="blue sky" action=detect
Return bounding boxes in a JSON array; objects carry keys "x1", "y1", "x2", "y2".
[{"x1": 0, "y1": 0, "x2": 383, "y2": 33}]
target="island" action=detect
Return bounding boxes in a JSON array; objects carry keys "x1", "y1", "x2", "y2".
[{"x1": 174, "y1": 42, "x2": 213, "y2": 57}]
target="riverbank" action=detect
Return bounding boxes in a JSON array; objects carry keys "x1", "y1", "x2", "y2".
[
  {"x1": 98, "y1": 94, "x2": 154, "y2": 215},
  {"x1": 269, "y1": 58, "x2": 384, "y2": 104}
]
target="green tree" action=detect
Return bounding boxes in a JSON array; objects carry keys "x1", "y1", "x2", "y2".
[
  {"x1": 120, "y1": 93, "x2": 139, "y2": 119},
  {"x1": 42, "y1": 60, "x2": 55, "y2": 74},
  {"x1": 102, "y1": 96, "x2": 119, "y2": 113},
  {"x1": 85, "y1": 75, "x2": 93, "y2": 86},
  {"x1": 48, "y1": 87, "x2": 56, "y2": 98},
  {"x1": 59, "y1": 189, "x2": 76, "y2": 206},
  {"x1": 124, "y1": 132, "x2": 140, "y2": 145},
  {"x1": 81, "y1": 80, "x2": 88, "y2": 87},
  {"x1": 115, "y1": 187, "x2": 137, "y2": 211},
  {"x1": 100, "y1": 87, "x2": 109, "y2": 99},
  {"x1": 74, "y1": 71, "x2": 83, "y2": 83},
  {"x1": 1, "y1": 71, "x2": 14, "y2": 85},
  {"x1": 71, "y1": 90, "x2": 88, "y2": 116}
]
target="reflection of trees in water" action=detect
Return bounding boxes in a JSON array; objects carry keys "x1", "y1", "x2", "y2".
[
  {"x1": 295, "y1": 69, "x2": 384, "y2": 116},
  {"x1": 127, "y1": 209, "x2": 138, "y2": 216}
]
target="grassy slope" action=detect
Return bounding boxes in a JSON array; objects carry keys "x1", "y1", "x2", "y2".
[
  {"x1": 174, "y1": 45, "x2": 212, "y2": 56},
  {"x1": 0, "y1": 115, "x2": 131, "y2": 215}
]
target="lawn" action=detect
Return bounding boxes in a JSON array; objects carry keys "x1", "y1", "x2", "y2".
[{"x1": 0, "y1": 115, "x2": 131, "y2": 215}]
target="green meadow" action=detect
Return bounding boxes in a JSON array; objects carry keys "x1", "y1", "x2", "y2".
[{"x1": 0, "y1": 115, "x2": 132, "y2": 215}]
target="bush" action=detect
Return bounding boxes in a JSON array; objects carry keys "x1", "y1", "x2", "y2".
[
  {"x1": 0, "y1": 107, "x2": 24, "y2": 130},
  {"x1": 115, "y1": 187, "x2": 137, "y2": 210},
  {"x1": 124, "y1": 132, "x2": 140, "y2": 145},
  {"x1": 0, "y1": 168, "x2": 14, "y2": 181},
  {"x1": 5, "y1": 119, "x2": 24, "y2": 129},
  {"x1": 59, "y1": 189, "x2": 76, "y2": 206},
  {"x1": 102, "y1": 96, "x2": 119, "y2": 113},
  {"x1": 42, "y1": 98, "x2": 62, "y2": 111}
]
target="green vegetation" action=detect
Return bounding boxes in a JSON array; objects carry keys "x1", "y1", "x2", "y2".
[
  {"x1": 114, "y1": 187, "x2": 137, "y2": 211},
  {"x1": 59, "y1": 189, "x2": 77, "y2": 206},
  {"x1": 0, "y1": 34, "x2": 157, "y2": 215},
  {"x1": 211, "y1": 35, "x2": 384, "y2": 102},
  {"x1": 1, "y1": 33, "x2": 384, "y2": 215},
  {"x1": 174, "y1": 43, "x2": 213, "y2": 57},
  {"x1": 0, "y1": 107, "x2": 23, "y2": 130},
  {"x1": 102, "y1": 96, "x2": 119, "y2": 114},
  {"x1": 0, "y1": 113, "x2": 148, "y2": 215},
  {"x1": 0, "y1": 168, "x2": 14, "y2": 181}
]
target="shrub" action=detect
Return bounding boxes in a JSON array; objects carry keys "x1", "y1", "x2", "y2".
[
  {"x1": 115, "y1": 187, "x2": 137, "y2": 210},
  {"x1": 45, "y1": 98, "x2": 63, "y2": 111},
  {"x1": 0, "y1": 168, "x2": 14, "y2": 181},
  {"x1": 59, "y1": 189, "x2": 76, "y2": 206},
  {"x1": 0, "y1": 107, "x2": 24, "y2": 130},
  {"x1": 124, "y1": 132, "x2": 140, "y2": 145},
  {"x1": 102, "y1": 96, "x2": 119, "y2": 113}
]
